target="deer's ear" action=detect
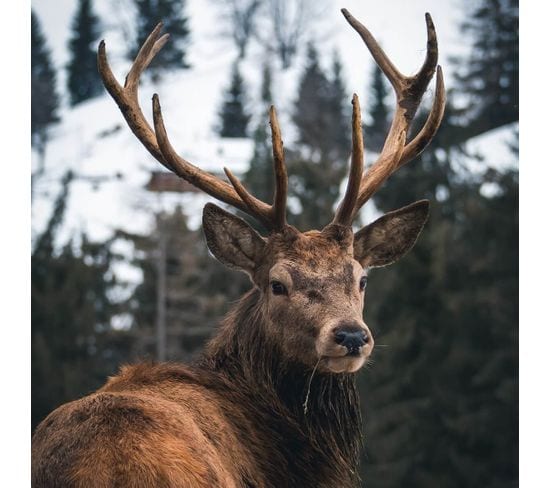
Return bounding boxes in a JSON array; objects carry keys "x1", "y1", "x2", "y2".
[
  {"x1": 202, "y1": 203, "x2": 266, "y2": 274},
  {"x1": 353, "y1": 200, "x2": 430, "y2": 268}
]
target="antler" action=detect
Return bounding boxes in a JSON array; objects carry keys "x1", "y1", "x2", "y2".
[
  {"x1": 333, "y1": 9, "x2": 446, "y2": 226},
  {"x1": 97, "y1": 24, "x2": 288, "y2": 231}
]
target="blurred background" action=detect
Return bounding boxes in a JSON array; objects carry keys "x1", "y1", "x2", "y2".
[{"x1": 31, "y1": 0, "x2": 518, "y2": 486}]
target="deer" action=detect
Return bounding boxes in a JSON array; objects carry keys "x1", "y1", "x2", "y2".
[{"x1": 32, "y1": 8, "x2": 445, "y2": 488}]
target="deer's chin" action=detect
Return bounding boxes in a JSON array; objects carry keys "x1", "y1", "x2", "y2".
[{"x1": 321, "y1": 355, "x2": 367, "y2": 374}]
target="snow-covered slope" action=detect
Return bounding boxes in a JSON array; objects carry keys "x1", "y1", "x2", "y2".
[
  {"x1": 31, "y1": 71, "x2": 257, "y2": 243},
  {"x1": 31, "y1": 0, "x2": 515, "y2": 249}
]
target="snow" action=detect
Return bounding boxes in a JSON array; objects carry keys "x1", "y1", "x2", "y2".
[
  {"x1": 31, "y1": 65, "x2": 255, "y2": 244},
  {"x1": 462, "y1": 122, "x2": 519, "y2": 173},
  {"x1": 31, "y1": 0, "x2": 516, "y2": 256}
]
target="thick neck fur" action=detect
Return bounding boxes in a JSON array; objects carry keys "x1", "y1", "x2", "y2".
[{"x1": 199, "y1": 289, "x2": 363, "y2": 488}]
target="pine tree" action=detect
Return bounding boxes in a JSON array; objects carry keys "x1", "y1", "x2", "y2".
[
  {"x1": 364, "y1": 63, "x2": 391, "y2": 152},
  {"x1": 132, "y1": 0, "x2": 191, "y2": 77},
  {"x1": 327, "y1": 52, "x2": 351, "y2": 162},
  {"x1": 242, "y1": 62, "x2": 274, "y2": 207},
  {"x1": 119, "y1": 206, "x2": 249, "y2": 361},
  {"x1": 452, "y1": 0, "x2": 518, "y2": 140},
  {"x1": 31, "y1": 10, "x2": 60, "y2": 162},
  {"x1": 293, "y1": 43, "x2": 332, "y2": 160},
  {"x1": 66, "y1": 0, "x2": 103, "y2": 106},
  {"x1": 218, "y1": 61, "x2": 251, "y2": 138},
  {"x1": 260, "y1": 61, "x2": 273, "y2": 106},
  {"x1": 289, "y1": 43, "x2": 349, "y2": 229},
  {"x1": 32, "y1": 172, "x2": 131, "y2": 429}
]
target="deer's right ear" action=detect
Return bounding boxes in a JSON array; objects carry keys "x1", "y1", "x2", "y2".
[
  {"x1": 202, "y1": 203, "x2": 266, "y2": 274},
  {"x1": 353, "y1": 200, "x2": 430, "y2": 268}
]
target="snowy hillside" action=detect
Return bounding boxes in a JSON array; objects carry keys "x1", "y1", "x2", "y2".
[
  {"x1": 31, "y1": 0, "x2": 516, "y2": 249},
  {"x1": 31, "y1": 70, "x2": 257, "y2": 242}
]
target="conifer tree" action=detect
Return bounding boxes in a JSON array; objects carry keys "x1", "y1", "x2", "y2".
[
  {"x1": 132, "y1": 0, "x2": 191, "y2": 77},
  {"x1": 364, "y1": 63, "x2": 391, "y2": 152},
  {"x1": 32, "y1": 172, "x2": 130, "y2": 429},
  {"x1": 242, "y1": 62, "x2": 274, "y2": 206},
  {"x1": 218, "y1": 61, "x2": 251, "y2": 138},
  {"x1": 289, "y1": 43, "x2": 348, "y2": 229},
  {"x1": 452, "y1": 0, "x2": 518, "y2": 139},
  {"x1": 293, "y1": 43, "x2": 332, "y2": 160},
  {"x1": 327, "y1": 52, "x2": 350, "y2": 161},
  {"x1": 66, "y1": 0, "x2": 103, "y2": 106},
  {"x1": 260, "y1": 62, "x2": 273, "y2": 106},
  {"x1": 31, "y1": 10, "x2": 60, "y2": 162},
  {"x1": 119, "y1": 206, "x2": 249, "y2": 361}
]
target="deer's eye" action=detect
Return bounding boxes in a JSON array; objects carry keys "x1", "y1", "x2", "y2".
[
  {"x1": 270, "y1": 281, "x2": 288, "y2": 296},
  {"x1": 359, "y1": 276, "x2": 368, "y2": 292}
]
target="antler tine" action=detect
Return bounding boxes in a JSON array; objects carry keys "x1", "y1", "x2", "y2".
[
  {"x1": 416, "y1": 13, "x2": 439, "y2": 94},
  {"x1": 98, "y1": 25, "x2": 289, "y2": 231},
  {"x1": 151, "y1": 95, "x2": 270, "y2": 217},
  {"x1": 200, "y1": 107, "x2": 289, "y2": 231},
  {"x1": 126, "y1": 23, "x2": 169, "y2": 90},
  {"x1": 333, "y1": 94, "x2": 364, "y2": 226},
  {"x1": 340, "y1": 9, "x2": 402, "y2": 89},
  {"x1": 98, "y1": 26, "x2": 167, "y2": 165},
  {"x1": 353, "y1": 132, "x2": 407, "y2": 210},
  {"x1": 401, "y1": 66, "x2": 446, "y2": 165},
  {"x1": 222, "y1": 167, "x2": 272, "y2": 228},
  {"x1": 269, "y1": 106, "x2": 288, "y2": 231},
  {"x1": 339, "y1": 9, "x2": 446, "y2": 222},
  {"x1": 218, "y1": 107, "x2": 289, "y2": 231}
]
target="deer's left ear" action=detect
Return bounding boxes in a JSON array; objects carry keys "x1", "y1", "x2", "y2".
[
  {"x1": 202, "y1": 203, "x2": 266, "y2": 275},
  {"x1": 353, "y1": 200, "x2": 430, "y2": 268}
]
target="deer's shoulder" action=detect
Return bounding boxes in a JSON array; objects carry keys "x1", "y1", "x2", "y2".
[{"x1": 32, "y1": 365, "x2": 255, "y2": 488}]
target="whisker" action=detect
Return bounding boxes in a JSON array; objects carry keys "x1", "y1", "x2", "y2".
[{"x1": 303, "y1": 357, "x2": 322, "y2": 415}]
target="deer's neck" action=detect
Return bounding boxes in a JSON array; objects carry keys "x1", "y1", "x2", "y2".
[{"x1": 201, "y1": 289, "x2": 363, "y2": 487}]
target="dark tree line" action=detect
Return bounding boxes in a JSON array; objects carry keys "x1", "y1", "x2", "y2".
[
  {"x1": 31, "y1": 10, "x2": 60, "y2": 168},
  {"x1": 32, "y1": 173, "x2": 133, "y2": 428},
  {"x1": 31, "y1": 0, "x2": 193, "y2": 160},
  {"x1": 131, "y1": 0, "x2": 191, "y2": 77},
  {"x1": 66, "y1": 0, "x2": 104, "y2": 106},
  {"x1": 218, "y1": 61, "x2": 251, "y2": 138},
  {"x1": 115, "y1": 206, "x2": 249, "y2": 363},
  {"x1": 354, "y1": 0, "x2": 518, "y2": 485}
]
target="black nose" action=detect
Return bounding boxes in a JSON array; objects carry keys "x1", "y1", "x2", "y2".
[{"x1": 334, "y1": 327, "x2": 368, "y2": 355}]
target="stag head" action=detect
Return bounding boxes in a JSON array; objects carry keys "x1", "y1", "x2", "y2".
[{"x1": 98, "y1": 9, "x2": 445, "y2": 374}]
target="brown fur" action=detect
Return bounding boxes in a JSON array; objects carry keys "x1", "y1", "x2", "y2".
[
  {"x1": 32, "y1": 202, "x2": 429, "y2": 487},
  {"x1": 32, "y1": 291, "x2": 362, "y2": 487}
]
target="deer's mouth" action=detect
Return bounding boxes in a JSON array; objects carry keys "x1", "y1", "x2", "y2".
[
  {"x1": 321, "y1": 355, "x2": 367, "y2": 374},
  {"x1": 318, "y1": 344, "x2": 373, "y2": 373}
]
